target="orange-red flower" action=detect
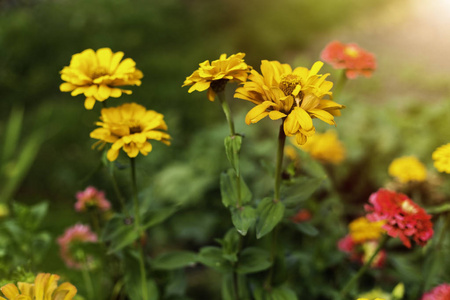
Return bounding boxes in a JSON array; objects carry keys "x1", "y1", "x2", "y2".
[
  {"x1": 321, "y1": 41, "x2": 376, "y2": 79},
  {"x1": 365, "y1": 189, "x2": 433, "y2": 248}
]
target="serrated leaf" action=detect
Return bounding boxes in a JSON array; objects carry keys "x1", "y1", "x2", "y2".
[
  {"x1": 231, "y1": 206, "x2": 256, "y2": 236},
  {"x1": 224, "y1": 135, "x2": 242, "y2": 175},
  {"x1": 236, "y1": 247, "x2": 271, "y2": 274},
  {"x1": 220, "y1": 168, "x2": 252, "y2": 208},
  {"x1": 197, "y1": 246, "x2": 232, "y2": 272},
  {"x1": 151, "y1": 251, "x2": 197, "y2": 270},
  {"x1": 256, "y1": 197, "x2": 285, "y2": 239}
]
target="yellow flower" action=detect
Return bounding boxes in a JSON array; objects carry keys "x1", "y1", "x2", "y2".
[
  {"x1": 0, "y1": 273, "x2": 77, "y2": 300},
  {"x1": 432, "y1": 143, "x2": 450, "y2": 173},
  {"x1": 182, "y1": 53, "x2": 249, "y2": 101},
  {"x1": 388, "y1": 156, "x2": 427, "y2": 183},
  {"x1": 60, "y1": 48, "x2": 143, "y2": 110},
  {"x1": 295, "y1": 130, "x2": 345, "y2": 164},
  {"x1": 349, "y1": 217, "x2": 386, "y2": 244},
  {"x1": 234, "y1": 60, "x2": 344, "y2": 145},
  {"x1": 90, "y1": 103, "x2": 171, "y2": 161}
]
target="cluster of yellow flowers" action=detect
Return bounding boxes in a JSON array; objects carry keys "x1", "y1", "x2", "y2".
[
  {"x1": 60, "y1": 48, "x2": 171, "y2": 161},
  {"x1": 388, "y1": 156, "x2": 427, "y2": 183},
  {"x1": 183, "y1": 53, "x2": 345, "y2": 145}
]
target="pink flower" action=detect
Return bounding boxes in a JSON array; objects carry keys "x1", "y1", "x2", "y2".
[
  {"x1": 320, "y1": 41, "x2": 376, "y2": 79},
  {"x1": 57, "y1": 224, "x2": 98, "y2": 269},
  {"x1": 365, "y1": 189, "x2": 434, "y2": 248},
  {"x1": 75, "y1": 186, "x2": 111, "y2": 212},
  {"x1": 421, "y1": 283, "x2": 450, "y2": 300},
  {"x1": 337, "y1": 235, "x2": 386, "y2": 268}
]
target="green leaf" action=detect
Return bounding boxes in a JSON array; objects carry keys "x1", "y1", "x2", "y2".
[
  {"x1": 254, "y1": 286, "x2": 297, "y2": 300},
  {"x1": 151, "y1": 251, "x2": 197, "y2": 270},
  {"x1": 221, "y1": 273, "x2": 234, "y2": 300},
  {"x1": 282, "y1": 177, "x2": 324, "y2": 207},
  {"x1": 0, "y1": 130, "x2": 45, "y2": 203},
  {"x1": 197, "y1": 246, "x2": 232, "y2": 272},
  {"x1": 102, "y1": 215, "x2": 139, "y2": 254},
  {"x1": 217, "y1": 228, "x2": 240, "y2": 263},
  {"x1": 123, "y1": 249, "x2": 159, "y2": 300},
  {"x1": 256, "y1": 198, "x2": 285, "y2": 239},
  {"x1": 224, "y1": 135, "x2": 242, "y2": 175},
  {"x1": 2, "y1": 106, "x2": 24, "y2": 163},
  {"x1": 142, "y1": 207, "x2": 177, "y2": 229},
  {"x1": 236, "y1": 247, "x2": 272, "y2": 274},
  {"x1": 231, "y1": 206, "x2": 256, "y2": 236},
  {"x1": 220, "y1": 168, "x2": 252, "y2": 208},
  {"x1": 294, "y1": 223, "x2": 319, "y2": 236}
]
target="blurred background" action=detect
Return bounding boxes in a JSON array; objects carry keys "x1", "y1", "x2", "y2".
[{"x1": 1, "y1": 0, "x2": 450, "y2": 297}]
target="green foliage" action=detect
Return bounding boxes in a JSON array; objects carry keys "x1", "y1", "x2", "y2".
[
  {"x1": 151, "y1": 251, "x2": 198, "y2": 270},
  {"x1": 256, "y1": 197, "x2": 285, "y2": 239}
]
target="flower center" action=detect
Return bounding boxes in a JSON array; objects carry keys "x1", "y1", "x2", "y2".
[
  {"x1": 279, "y1": 74, "x2": 301, "y2": 96},
  {"x1": 129, "y1": 125, "x2": 142, "y2": 134},
  {"x1": 210, "y1": 79, "x2": 229, "y2": 93},
  {"x1": 92, "y1": 67, "x2": 109, "y2": 79},
  {"x1": 401, "y1": 200, "x2": 417, "y2": 214},
  {"x1": 344, "y1": 46, "x2": 360, "y2": 58}
]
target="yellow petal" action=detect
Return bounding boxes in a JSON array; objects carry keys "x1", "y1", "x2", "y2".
[
  {"x1": 207, "y1": 88, "x2": 216, "y2": 101},
  {"x1": 107, "y1": 148, "x2": 120, "y2": 161},
  {"x1": 244, "y1": 101, "x2": 274, "y2": 124},
  {"x1": 268, "y1": 110, "x2": 287, "y2": 120},
  {"x1": 60, "y1": 83, "x2": 76, "y2": 92},
  {"x1": 53, "y1": 283, "x2": 77, "y2": 300},
  {"x1": 98, "y1": 84, "x2": 111, "y2": 100},
  {"x1": 84, "y1": 97, "x2": 96, "y2": 110},
  {"x1": 1, "y1": 284, "x2": 19, "y2": 299},
  {"x1": 96, "y1": 48, "x2": 113, "y2": 69},
  {"x1": 293, "y1": 107, "x2": 313, "y2": 130},
  {"x1": 309, "y1": 61, "x2": 324, "y2": 77}
]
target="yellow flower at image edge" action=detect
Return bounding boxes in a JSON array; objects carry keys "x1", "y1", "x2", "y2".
[
  {"x1": 432, "y1": 143, "x2": 450, "y2": 173},
  {"x1": 60, "y1": 48, "x2": 143, "y2": 110},
  {"x1": 235, "y1": 60, "x2": 344, "y2": 145},
  {"x1": 388, "y1": 156, "x2": 427, "y2": 183},
  {"x1": 182, "y1": 53, "x2": 249, "y2": 101},
  {"x1": 90, "y1": 103, "x2": 171, "y2": 161},
  {"x1": 0, "y1": 273, "x2": 77, "y2": 300}
]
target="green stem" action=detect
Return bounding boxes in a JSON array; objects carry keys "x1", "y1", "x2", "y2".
[
  {"x1": 218, "y1": 90, "x2": 242, "y2": 207},
  {"x1": 80, "y1": 251, "x2": 95, "y2": 300},
  {"x1": 264, "y1": 225, "x2": 280, "y2": 290},
  {"x1": 217, "y1": 91, "x2": 235, "y2": 136},
  {"x1": 130, "y1": 157, "x2": 148, "y2": 300},
  {"x1": 109, "y1": 164, "x2": 130, "y2": 217},
  {"x1": 339, "y1": 234, "x2": 388, "y2": 298},
  {"x1": 274, "y1": 121, "x2": 286, "y2": 202},
  {"x1": 333, "y1": 69, "x2": 348, "y2": 100}
]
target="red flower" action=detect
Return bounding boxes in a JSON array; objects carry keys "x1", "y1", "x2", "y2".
[
  {"x1": 421, "y1": 283, "x2": 450, "y2": 300},
  {"x1": 291, "y1": 209, "x2": 312, "y2": 223},
  {"x1": 75, "y1": 186, "x2": 111, "y2": 212},
  {"x1": 320, "y1": 41, "x2": 376, "y2": 79},
  {"x1": 365, "y1": 189, "x2": 434, "y2": 248}
]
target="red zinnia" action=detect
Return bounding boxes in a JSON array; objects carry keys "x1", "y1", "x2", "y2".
[
  {"x1": 365, "y1": 189, "x2": 433, "y2": 248},
  {"x1": 320, "y1": 41, "x2": 376, "y2": 79},
  {"x1": 421, "y1": 283, "x2": 450, "y2": 300}
]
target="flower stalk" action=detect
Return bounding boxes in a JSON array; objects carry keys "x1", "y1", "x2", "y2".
[
  {"x1": 274, "y1": 121, "x2": 286, "y2": 202},
  {"x1": 339, "y1": 234, "x2": 388, "y2": 298},
  {"x1": 130, "y1": 158, "x2": 148, "y2": 300}
]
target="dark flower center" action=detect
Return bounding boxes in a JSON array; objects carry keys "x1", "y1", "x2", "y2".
[
  {"x1": 210, "y1": 79, "x2": 229, "y2": 94},
  {"x1": 129, "y1": 126, "x2": 142, "y2": 134}
]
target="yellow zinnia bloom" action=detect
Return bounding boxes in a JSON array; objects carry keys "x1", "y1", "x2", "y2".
[
  {"x1": 90, "y1": 103, "x2": 171, "y2": 161},
  {"x1": 388, "y1": 156, "x2": 427, "y2": 183},
  {"x1": 60, "y1": 48, "x2": 143, "y2": 110},
  {"x1": 349, "y1": 217, "x2": 386, "y2": 244},
  {"x1": 295, "y1": 130, "x2": 345, "y2": 164},
  {"x1": 234, "y1": 60, "x2": 344, "y2": 145},
  {"x1": 182, "y1": 53, "x2": 249, "y2": 101},
  {"x1": 432, "y1": 143, "x2": 450, "y2": 173},
  {"x1": 0, "y1": 273, "x2": 77, "y2": 300}
]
